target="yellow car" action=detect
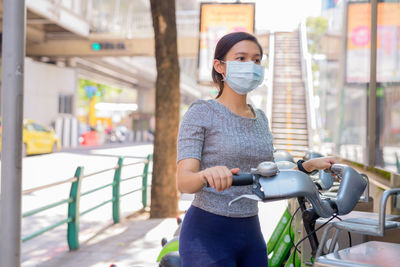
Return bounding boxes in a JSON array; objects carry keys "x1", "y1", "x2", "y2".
[{"x1": 0, "y1": 119, "x2": 61, "y2": 156}]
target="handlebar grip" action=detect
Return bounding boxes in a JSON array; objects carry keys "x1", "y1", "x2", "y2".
[
  {"x1": 205, "y1": 173, "x2": 254, "y2": 187},
  {"x1": 232, "y1": 173, "x2": 254, "y2": 186}
]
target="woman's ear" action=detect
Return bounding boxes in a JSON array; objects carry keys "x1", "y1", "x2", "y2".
[{"x1": 213, "y1": 59, "x2": 225, "y2": 75}]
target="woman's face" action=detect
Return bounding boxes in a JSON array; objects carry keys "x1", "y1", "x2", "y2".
[
  {"x1": 214, "y1": 40, "x2": 262, "y2": 76},
  {"x1": 225, "y1": 40, "x2": 262, "y2": 64}
]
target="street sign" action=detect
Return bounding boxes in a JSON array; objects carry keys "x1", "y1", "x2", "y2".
[{"x1": 84, "y1": 85, "x2": 97, "y2": 98}]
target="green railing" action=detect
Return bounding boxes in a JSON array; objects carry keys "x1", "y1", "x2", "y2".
[{"x1": 21, "y1": 154, "x2": 153, "y2": 250}]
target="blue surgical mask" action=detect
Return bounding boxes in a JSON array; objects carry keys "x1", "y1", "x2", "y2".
[{"x1": 222, "y1": 60, "x2": 265, "y2": 95}]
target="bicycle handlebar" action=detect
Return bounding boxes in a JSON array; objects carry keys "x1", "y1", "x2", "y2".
[
  {"x1": 205, "y1": 173, "x2": 255, "y2": 188},
  {"x1": 232, "y1": 173, "x2": 255, "y2": 186},
  {"x1": 228, "y1": 163, "x2": 368, "y2": 218},
  {"x1": 257, "y1": 169, "x2": 336, "y2": 218},
  {"x1": 228, "y1": 161, "x2": 367, "y2": 261}
]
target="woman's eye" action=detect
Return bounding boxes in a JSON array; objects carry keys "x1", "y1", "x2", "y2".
[
  {"x1": 254, "y1": 59, "x2": 261, "y2": 64},
  {"x1": 236, "y1": 57, "x2": 245, "y2": 61}
]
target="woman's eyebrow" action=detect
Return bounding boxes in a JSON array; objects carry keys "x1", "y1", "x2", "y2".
[{"x1": 234, "y1": 52, "x2": 261, "y2": 57}]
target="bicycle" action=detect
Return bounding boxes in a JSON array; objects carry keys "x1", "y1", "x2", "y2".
[{"x1": 158, "y1": 160, "x2": 370, "y2": 267}]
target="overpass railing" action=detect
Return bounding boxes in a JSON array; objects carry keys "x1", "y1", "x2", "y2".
[
  {"x1": 299, "y1": 20, "x2": 319, "y2": 150},
  {"x1": 266, "y1": 32, "x2": 275, "y2": 122},
  {"x1": 21, "y1": 154, "x2": 152, "y2": 250}
]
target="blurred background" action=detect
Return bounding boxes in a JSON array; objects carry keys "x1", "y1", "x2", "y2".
[
  {"x1": 0, "y1": 0, "x2": 397, "y2": 173},
  {"x1": 1, "y1": 0, "x2": 400, "y2": 266}
]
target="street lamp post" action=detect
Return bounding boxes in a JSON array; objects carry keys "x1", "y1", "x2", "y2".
[{"x1": 0, "y1": 0, "x2": 26, "y2": 266}]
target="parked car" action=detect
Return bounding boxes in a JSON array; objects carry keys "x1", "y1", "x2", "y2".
[{"x1": 0, "y1": 119, "x2": 61, "y2": 156}]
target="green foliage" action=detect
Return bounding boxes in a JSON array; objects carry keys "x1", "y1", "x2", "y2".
[
  {"x1": 77, "y1": 79, "x2": 129, "y2": 115},
  {"x1": 306, "y1": 17, "x2": 329, "y2": 97},
  {"x1": 306, "y1": 16, "x2": 328, "y2": 54},
  {"x1": 367, "y1": 166, "x2": 391, "y2": 180},
  {"x1": 78, "y1": 79, "x2": 124, "y2": 102},
  {"x1": 311, "y1": 61, "x2": 319, "y2": 74}
]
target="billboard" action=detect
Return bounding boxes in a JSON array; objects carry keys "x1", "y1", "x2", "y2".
[
  {"x1": 346, "y1": 2, "x2": 400, "y2": 83},
  {"x1": 198, "y1": 3, "x2": 255, "y2": 84}
]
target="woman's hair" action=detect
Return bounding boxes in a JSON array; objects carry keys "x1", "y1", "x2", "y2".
[{"x1": 212, "y1": 32, "x2": 263, "y2": 98}]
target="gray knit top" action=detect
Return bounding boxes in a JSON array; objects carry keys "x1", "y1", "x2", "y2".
[{"x1": 177, "y1": 99, "x2": 274, "y2": 217}]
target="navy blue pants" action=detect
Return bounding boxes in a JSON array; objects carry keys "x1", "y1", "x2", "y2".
[{"x1": 179, "y1": 205, "x2": 268, "y2": 267}]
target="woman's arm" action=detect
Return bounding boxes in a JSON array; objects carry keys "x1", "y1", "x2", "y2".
[
  {"x1": 177, "y1": 158, "x2": 240, "y2": 193},
  {"x1": 301, "y1": 157, "x2": 337, "y2": 173},
  {"x1": 176, "y1": 158, "x2": 205, "y2": 193}
]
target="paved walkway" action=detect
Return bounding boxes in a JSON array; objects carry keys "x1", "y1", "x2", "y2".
[
  {"x1": 24, "y1": 195, "x2": 287, "y2": 267},
  {"x1": 18, "y1": 144, "x2": 287, "y2": 266}
]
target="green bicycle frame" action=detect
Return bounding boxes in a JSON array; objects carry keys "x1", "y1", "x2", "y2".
[
  {"x1": 267, "y1": 208, "x2": 292, "y2": 254},
  {"x1": 269, "y1": 218, "x2": 294, "y2": 267},
  {"x1": 157, "y1": 237, "x2": 179, "y2": 262}
]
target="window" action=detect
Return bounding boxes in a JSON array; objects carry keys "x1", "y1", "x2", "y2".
[
  {"x1": 313, "y1": 0, "x2": 400, "y2": 173},
  {"x1": 32, "y1": 123, "x2": 48, "y2": 132},
  {"x1": 58, "y1": 94, "x2": 73, "y2": 114}
]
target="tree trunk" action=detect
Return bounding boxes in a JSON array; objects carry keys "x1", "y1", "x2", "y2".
[{"x1": 149, "y1": 0, "x2": 180, "y2": 218}]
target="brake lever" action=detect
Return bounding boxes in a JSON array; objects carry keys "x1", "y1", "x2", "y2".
[
  {"x1": 330, "y1": 164, "x2": 347, "y2": 178},
  {"x1": 318, "y1": 168, "x2": 336, "y2": 190}
]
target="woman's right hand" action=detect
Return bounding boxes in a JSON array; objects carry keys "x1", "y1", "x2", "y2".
[{"x1": 200, "y1": 166, "x2": 240, "y2": 192}]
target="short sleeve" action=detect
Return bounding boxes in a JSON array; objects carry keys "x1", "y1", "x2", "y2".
[{"x1": 177, "y1": 100, "x2": 212, "y2": 163}]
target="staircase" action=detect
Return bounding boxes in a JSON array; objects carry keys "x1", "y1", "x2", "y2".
[{"x1": 271, "y1": 32, "x2": 309, "y2": 159}]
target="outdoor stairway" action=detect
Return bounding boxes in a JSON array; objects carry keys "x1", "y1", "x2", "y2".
[{"x1": 271, "y1": 32, "x2": 309, "y2": 159}]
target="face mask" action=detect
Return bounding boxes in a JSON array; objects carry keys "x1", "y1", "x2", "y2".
[{"x1": 222, "y1": 60, "x2": 265, "y2": 95}]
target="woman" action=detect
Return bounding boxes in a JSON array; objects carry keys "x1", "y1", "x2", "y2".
[{"x1": 176, "y1": 32, "x2": 335, "y2": 267}]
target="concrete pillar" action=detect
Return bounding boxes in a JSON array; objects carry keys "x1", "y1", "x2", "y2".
[{"x1": 137, "y1": 87, "x2": 155, "y2": 114}]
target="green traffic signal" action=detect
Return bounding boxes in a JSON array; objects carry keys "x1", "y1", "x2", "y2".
[
  {"x1": 92, "y1": 42, "x2": 101, "y2": 51},
  {"x1": 91, "y1": 42, "x2": 126, "y2": 51}
]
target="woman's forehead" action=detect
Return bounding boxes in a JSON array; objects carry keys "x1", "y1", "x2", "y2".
[{"x1": 228, "y1": 40, "x2": 261, "y2": 56}]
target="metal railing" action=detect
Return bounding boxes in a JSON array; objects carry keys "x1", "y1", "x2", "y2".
[
  {"x1": 21, "y1": 154, "x2": 153, "y2": 250},
  {"x1": 266, "y1": 32, "x2": 275, "y2": 122},
  {"x1": 299, "y1": 20, "x2": 319, "y2": 150}
]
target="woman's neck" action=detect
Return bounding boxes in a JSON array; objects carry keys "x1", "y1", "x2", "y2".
[{"x1": 217, "y1": 89, "x2": 254, "y2": 118}]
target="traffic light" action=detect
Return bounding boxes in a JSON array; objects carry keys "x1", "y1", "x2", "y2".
[
  {"x1": 92, "y1": 42, "x2": 101, "y2": 51},
  {"x1": 91, "y1": 42, "x2": 126, "y2": 51}
]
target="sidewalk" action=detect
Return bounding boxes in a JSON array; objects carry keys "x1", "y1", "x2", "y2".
[{"x1": 29, "y1": 195, "x2": 286, "y2": 267}]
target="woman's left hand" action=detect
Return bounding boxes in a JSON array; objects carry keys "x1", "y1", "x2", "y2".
[{"x1": 302, "y1": 157, "x2": 337, "y2": 173}]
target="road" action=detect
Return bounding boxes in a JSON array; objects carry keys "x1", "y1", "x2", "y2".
[{"x1": 1, "y1": 143, "x2": 154, "y2": 266}]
